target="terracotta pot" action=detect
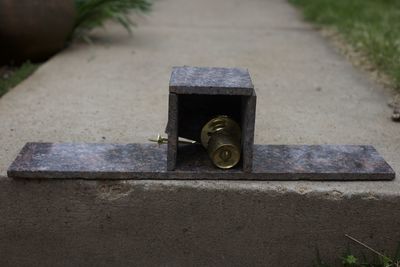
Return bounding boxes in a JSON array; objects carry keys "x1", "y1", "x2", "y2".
[{"x1": 0, "y1": 0, "x2": 76, "y2": 64}]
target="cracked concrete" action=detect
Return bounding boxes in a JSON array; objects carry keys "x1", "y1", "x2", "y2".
[{"x1": 1, "y1": 0, "x2": 399, "y2": 265}]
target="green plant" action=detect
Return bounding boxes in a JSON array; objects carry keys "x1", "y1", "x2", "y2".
[
  {"x1": 314, "y1": 235, "x2": 400, "y2": 267},
  {"x1": 0, "y1": 62, "x2": 39, "y2": 97},
  {"x1": 0, "y1": 0, "x2": 152, "y2": 97},
  {"x1": 72, "y1": 0, "x2": 152, "y2": 41},
  {"x1": 289, "y1": 0, "x2": 400, "y2": 89}
]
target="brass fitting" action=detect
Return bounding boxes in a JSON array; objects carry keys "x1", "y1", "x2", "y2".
[{"x1": 201, "y1": 116, "x2": 241, "y2": 169}]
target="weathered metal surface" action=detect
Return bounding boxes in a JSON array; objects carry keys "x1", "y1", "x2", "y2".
[
  {"x1": 8, "y1": 143, "x2": 395, "y2": 180},
  {"x1": 169, "y1": 66, "x2": 254, "y2": 95}
]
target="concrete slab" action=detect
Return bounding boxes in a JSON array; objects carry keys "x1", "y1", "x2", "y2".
[{"x1": 1, "y1": 0, "x2": 400, "y2": 265}]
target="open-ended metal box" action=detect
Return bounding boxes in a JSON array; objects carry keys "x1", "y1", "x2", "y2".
[{"x1": 166, "y1": 66, "x2": 257, "y2": 172}]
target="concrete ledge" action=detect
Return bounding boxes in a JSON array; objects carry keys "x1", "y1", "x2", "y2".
[{"x1": 1, "y1": 178, "x2": 399, "y2": 266}]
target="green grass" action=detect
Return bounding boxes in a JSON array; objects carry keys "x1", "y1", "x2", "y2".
[
  {"x1": 314, "y1": 235, "x2": 400, "y2": 267},
  {"x1": 289, "y1": 0, "x2": 400, "y2": 89},
  {"x1": 316, "y1": 251, "x2": 400, "y2": 267},
  {"x1": 0, "y1": 62, "x2": 39, "y2": 97}
]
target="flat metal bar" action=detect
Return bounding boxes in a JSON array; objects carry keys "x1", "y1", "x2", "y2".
[{"x1": 7, "y1": 143, "x2": 395, "y2": 180}]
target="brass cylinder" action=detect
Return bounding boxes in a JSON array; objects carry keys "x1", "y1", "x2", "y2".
[{"x1": 201, "y1": 116, "x2": 241, "y2": 169}]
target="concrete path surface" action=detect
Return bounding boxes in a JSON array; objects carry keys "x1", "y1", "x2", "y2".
[
  {"x1": 1, "y1": 0, "x2": 398, "y2": 193},
  {"x1": 1, "y1": 0, "x2": 399, "y2": 265}
]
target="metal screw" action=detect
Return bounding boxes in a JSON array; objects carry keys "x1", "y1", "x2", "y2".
[{"x1": 149, "y1": 134, "x2": 197, "y2": 145}]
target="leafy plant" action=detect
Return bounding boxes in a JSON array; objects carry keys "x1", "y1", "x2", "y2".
[
  {"x1": 72, "y1": 0, "x2": 152, "y2": 41},
  {"x1": 314, "y1": 235, "x2": 400, "y2": 267},
  {"x1": 342, "y1": 254, "x2": 358, "y2": 266}
]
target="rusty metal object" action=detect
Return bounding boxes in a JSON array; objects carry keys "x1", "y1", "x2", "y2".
[{"x1": 0, "y1": 0, "x2": 76, "y2": 64}]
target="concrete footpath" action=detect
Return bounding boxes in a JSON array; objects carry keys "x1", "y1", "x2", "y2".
[{"x1": 1, "y1": 0, "x2": 399, "y2": 266}]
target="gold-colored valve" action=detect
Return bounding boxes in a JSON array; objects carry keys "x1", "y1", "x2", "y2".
[{"x1": 201, "y1": 116, "x2": 241, "y2": 169}]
